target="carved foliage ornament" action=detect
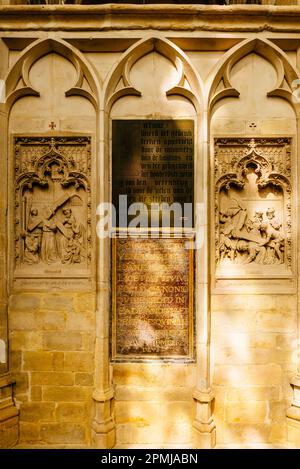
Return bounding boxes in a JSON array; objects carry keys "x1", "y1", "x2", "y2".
[
  {"x1": 214, "y1": 138, "x2": 292, "y2": 274},
  {"x1": 14, "y1": 136, "x2": 91, "y2": 277}
]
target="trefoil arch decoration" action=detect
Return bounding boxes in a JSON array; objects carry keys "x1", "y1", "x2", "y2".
[
  {"x1": 103, "y1": 35, "x2": 204, "y2": 114},
  {"x1": 207, "y1": 37, "x2": 300, "y2": 112},
  {"x1": 5, "y1": 37, "x2": 100, "y2": 110}
]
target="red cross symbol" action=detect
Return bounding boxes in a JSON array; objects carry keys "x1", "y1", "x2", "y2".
[{"x1": 49, "y1": 122, "x2": 56, "y2": 130}]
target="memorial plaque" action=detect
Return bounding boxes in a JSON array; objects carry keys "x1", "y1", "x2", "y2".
[
  {"x1": 111, "y1": 236, "x2": 194, "y2": 361},
  {"x1": 112, "y1": 120, "x2": 194, "y2": 227}
]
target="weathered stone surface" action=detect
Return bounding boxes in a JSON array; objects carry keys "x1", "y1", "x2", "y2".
[
  {"x1": 213, "y1": 364, "x2": 283, "y2": 386},
  {"x1": 23, "y1": 352, "x2": 59, "y2": 372},
  {"x1": 40, "y1": 423, "x2": 86, "y2": 444},
  {"x1": 73, "y1": 294, "x2": 96, "y2": 312},
  {"x1": 19, "y1": 403, "x2": 55, "y2": 423},
  {"x1": 9, "y1": 295, "x2": 41, "y2": 312},
  {"x1": 39, "y1": 310, "x2": 66, "y2": 331},
  {"x1": 19, "y1": 422, "x2": 41, "y2": 444},
  {"x1": 55, "y1": 403, "x2": 89, "y2": 422},
  {"x1": 225, "y1": 401, "x2": 269, "y2": 424},
  {"x1": 43, "y1": 331, "x2": 82, "y2": 351},
  {"x1": 115, "y1": 401, "x2": 161, "y2": 425},
  {"x1": 74, "y1": 373, "x2": 94, "y2": 386},
  {"x1": 10, "y1": 331, "x2": 43, "y2": 351},
  {"x1": 43, "y1": 385, "x2": 91, "y2": 402},
  {"x1": 9, "y1": 311, "x2": 41, "y2": 331},
  {"x1": 114, "y1": 364, "x2": 196, "y2": 387},
  {"x1": 31, "y1": 372, "x2": 74, "y2": 386},
  {"x1": 64, "y1": 352, "x2": 94, "y2": 372},
  {"x1": 115, "y1": 386, "x2": 193, "y2": 402},
  {"x1": 41, "y1": 295, "x2": 73, "y2": 312},
  {"x1": 31, "y1": 386, "x2": 42, "y2": 402},
  {"x1": 66, "y1": 312, "x2": 95, "y2": 332},
  {"x1": 226, "y1": 386, "x2": 279, "y2": 402}
]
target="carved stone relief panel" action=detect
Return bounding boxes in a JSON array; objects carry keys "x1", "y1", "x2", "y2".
[
  {"x1": 214, "y1": 137, "x2": 293, "y2": 278},
  {"x1": 13, "y1": 136, "x2": 92, "y2": 287}
]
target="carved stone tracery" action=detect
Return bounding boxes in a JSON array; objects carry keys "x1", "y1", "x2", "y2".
[
  {"x1": 14, "y1": 136, "x2": 91, "y2": 277},
  {"x1": 214, "y1": 137, "x2": 292, "y2": 273}
]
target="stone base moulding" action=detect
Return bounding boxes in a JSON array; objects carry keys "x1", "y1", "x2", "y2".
[
  {"x1": 0, "y1": 373, "x2": 19, "y2": 449},
  {"x1": 287, "y1": 418, "x2": 300, "y2": 447},
  {"x1": 193, "y1": 389, "x2": 216, "y2": 449},
  {"x1": 92, "y1": 388, "x2": 116, "y2": 449},
  {"x1": 287, "y1": 375, "x2": 300, "y2": 419},
  {"x1": 287, "y1": 375, "x2": 300, "y2": 447},
  {"x1": 286, "y1": 376, "x2": 300, "y2": 447}
]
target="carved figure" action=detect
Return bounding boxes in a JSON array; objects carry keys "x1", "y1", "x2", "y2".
[
  {"x1": 22, "y1": 208, "x2": 42, "y2": 264},
  {"x1": 219, "y1": 198, "x2": 247, "y2": 261},
  {"x1": 23, "y1": 234, "x2": 40, "y2": 264},
  {"x1": 215, "y1": 138, "x2": 291, "y2": 269},
  {"x1": 40, "y1": 217, "x2": 58, "y2": 264},
  {"x1": 218, "y1": 202, "x2": 284, "y2": 265},
  {"x1": 57, "y1": 208, "x2": 85, "y2": 264},
  {"x1": 260, "y1": 208, "x2": 284, "y2": 264},
  {"x1": 15, "y1": 137, "x2": 91, "y2": 271}
]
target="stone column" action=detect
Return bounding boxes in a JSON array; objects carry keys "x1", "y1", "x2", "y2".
[
  {"x1": 192, "y1": 110, "x2": 216, "y2": 448},
  {"x1": 287, "y1": 74, "x2": 300, "y2": 445},
  {"x1": 0, "y1": 102, "x2": 19, "y2": 447},
  {"x1": 91, "y1": 112, "x2": 116, "y2": 448},
  {"x1": 287, "y1": 88, "x2": 300, "y2": 447}
]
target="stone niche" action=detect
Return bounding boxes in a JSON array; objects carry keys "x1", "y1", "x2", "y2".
[
  {"x1": 214, "y1": 137, "x2": 293, "y2": 278},
  {"x1": 13, "y1": 136, "x2": 92, "y2": 290}
]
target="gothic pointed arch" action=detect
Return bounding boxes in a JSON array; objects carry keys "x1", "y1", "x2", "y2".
[
  {"x1": 5, "y1": 37, "x2": 100, "y2": 110},
  {"x1": 207, "y1": 37, "x2": 300, "y2": 112},
  {"x1": 103, "y1": 35, "x2": 204, "y2": 114}
]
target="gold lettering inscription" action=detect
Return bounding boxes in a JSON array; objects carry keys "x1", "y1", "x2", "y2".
[{"x1": 111, "y1": 237, "x2": 194, "y2": 360}]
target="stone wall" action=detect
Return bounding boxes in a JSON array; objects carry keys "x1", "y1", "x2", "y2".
[
  {"x1": 212, "y1": 295, "x2": 297, "y2": 445},
  {"x1": 114, "y1": 364, "x2": 197, "y2": 448},
  {"x1": 9, "y1": 293, "x2": 95, "y2": 447},
  {"x1": 0, "y1": 5, "x2": 299, "y2": 449}
]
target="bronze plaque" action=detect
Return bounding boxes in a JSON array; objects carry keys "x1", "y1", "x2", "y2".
[
  {"x1": 112, "y1": 236, "x2": 194, "y2": 361},
  {"x1": 112, "y1": 120, "x2": 194, "y2": 227}
]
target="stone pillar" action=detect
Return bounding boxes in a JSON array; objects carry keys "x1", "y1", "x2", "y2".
[
  {"x1": 193, "y1": 388, "x2": 216, "y2": 449},
  {"x1": 91, "y1": 113, "x2": 115, "y2": 448},
  {"x1": 287, "y1": 89, "x2": 300, "y2": 445},
  {"x1": 0, "y1": 97, "x2": 19, "y2": 445},
  {"x1": 192, "y1": 110, "x2": 216, "y2": 448}
]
